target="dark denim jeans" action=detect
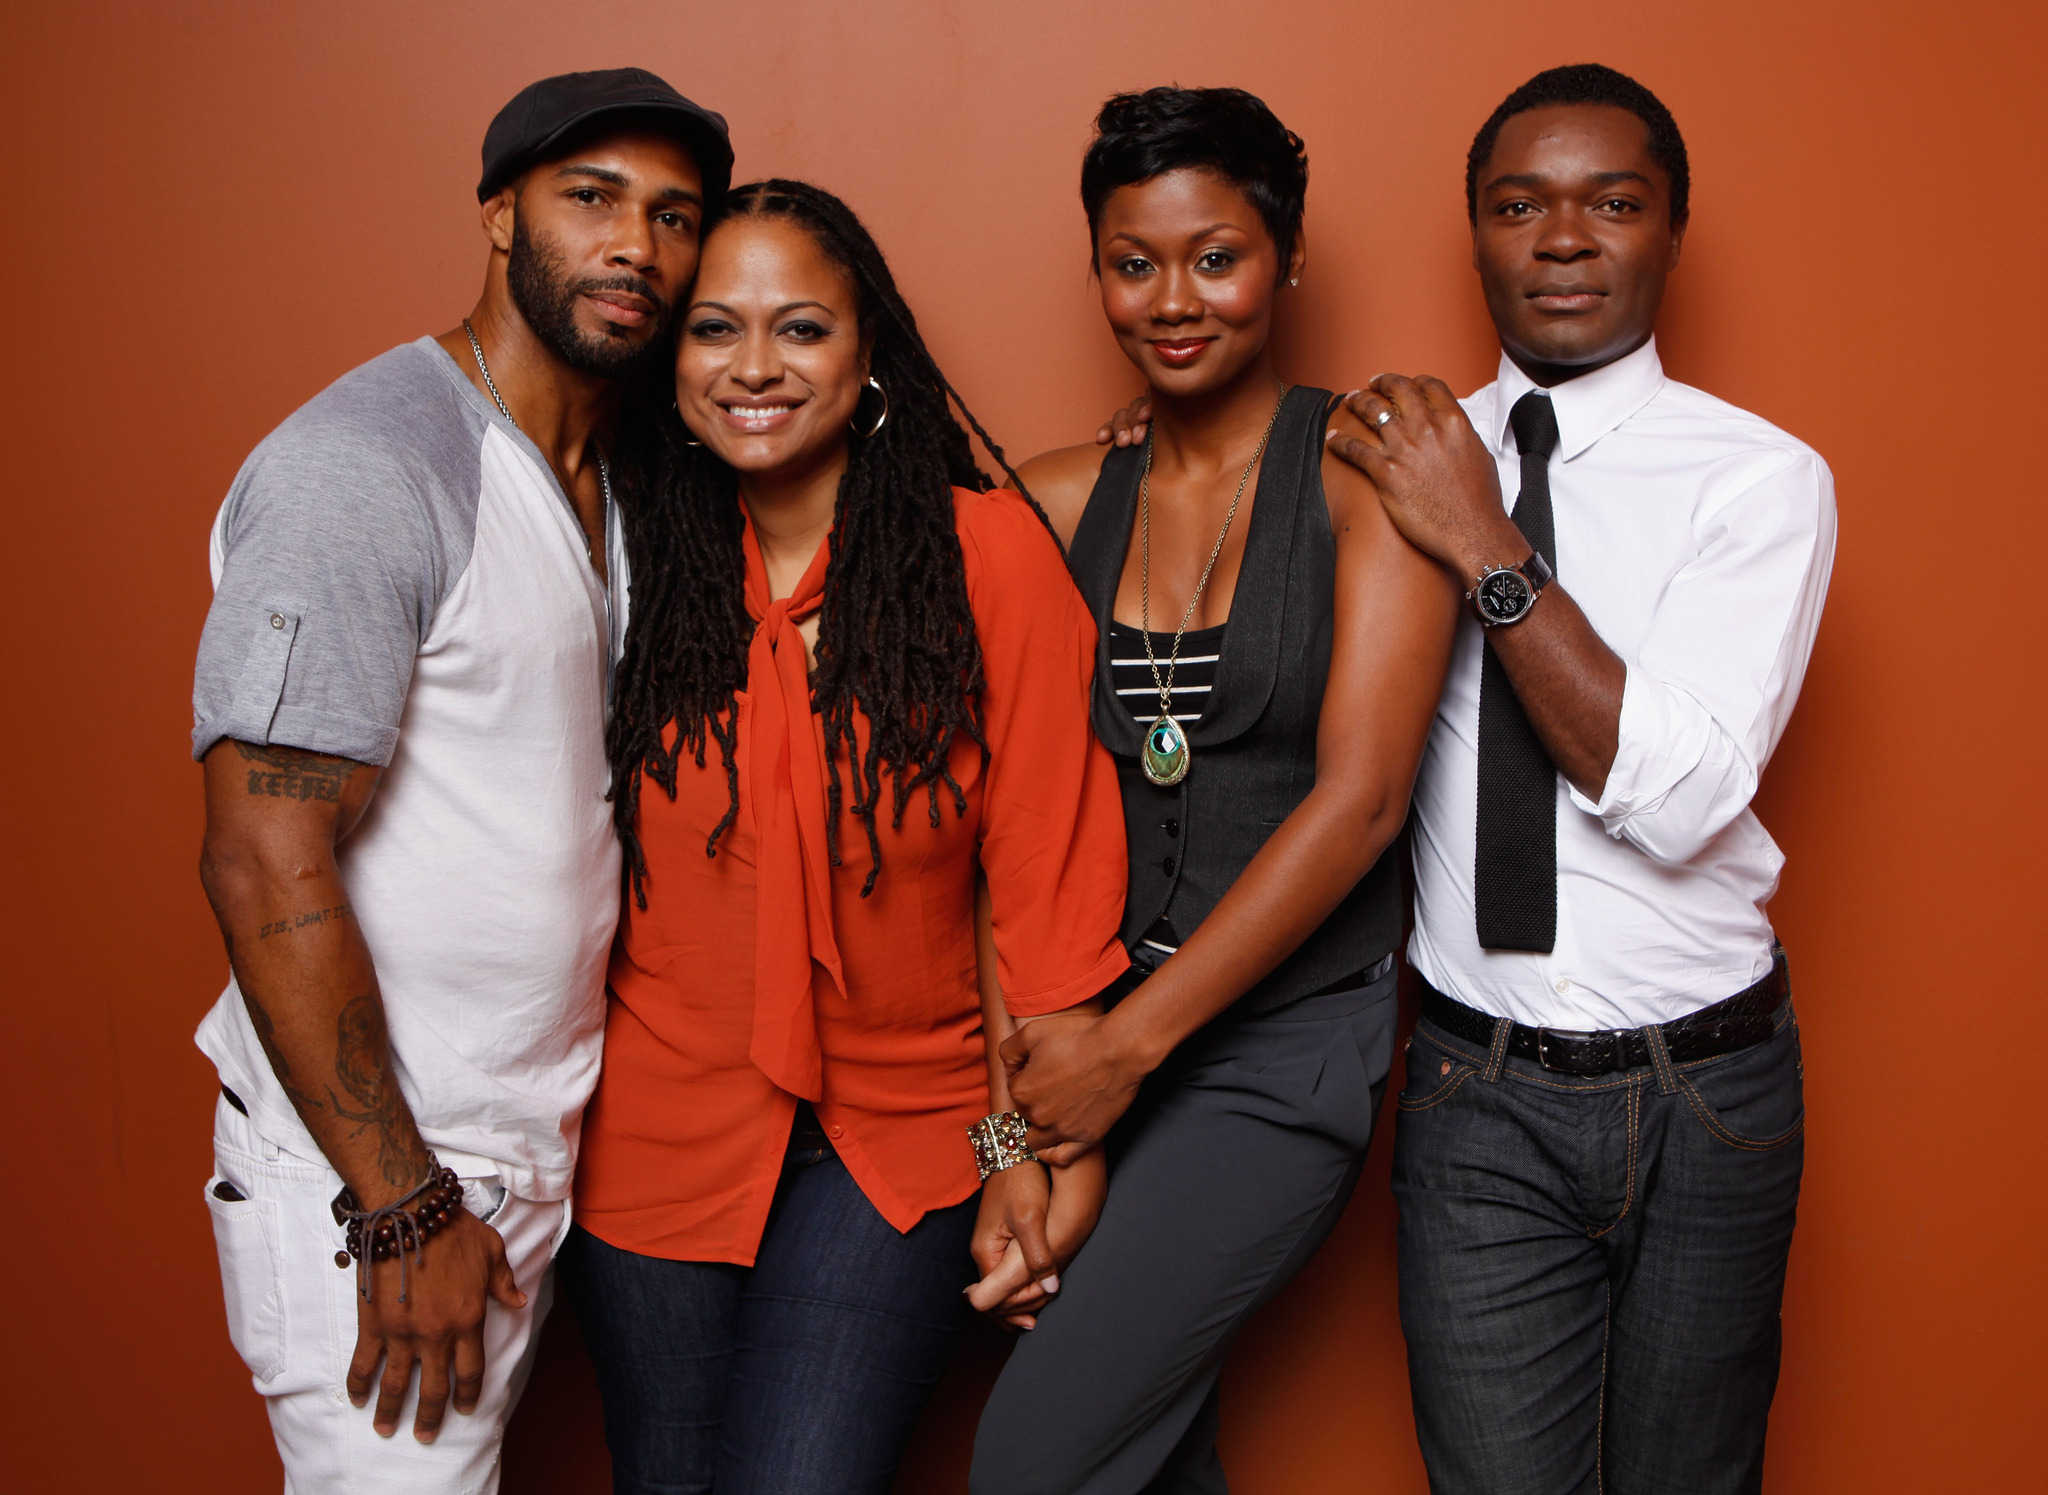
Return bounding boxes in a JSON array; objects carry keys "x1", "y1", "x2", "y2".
[
  {"x1": 559, "y1": 1133, "x2": 978, "y2": 1495},
  {"x1": 1393, "y1": 1000, "x2": 1804, "y2": 1495}
]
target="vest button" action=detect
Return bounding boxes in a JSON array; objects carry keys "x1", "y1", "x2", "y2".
[
  {"x1": 1162, "y1": 857, "x2": 1177, "y2": 877},
  {"x1": 1162, "y1": 819, "x2": 1179, "y2": 838}
]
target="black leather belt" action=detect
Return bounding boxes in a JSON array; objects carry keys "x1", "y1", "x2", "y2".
[{"x1": 1419, "y1": 952, "x2": 1788, "y2": 1078}]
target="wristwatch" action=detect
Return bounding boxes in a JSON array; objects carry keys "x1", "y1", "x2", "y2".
[{"x1": 1467, "y1": 551, "x2": 1554, "y2": 627}]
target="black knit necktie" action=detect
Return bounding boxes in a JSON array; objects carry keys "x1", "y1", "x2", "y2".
[{"x1": 1475, "y1": 391, "x2": 1561, "y2": 952}]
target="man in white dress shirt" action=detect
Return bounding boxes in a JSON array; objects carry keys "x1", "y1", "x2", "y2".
[{"x1": 1330, "y1": 65, "x2": 1835, "y2": 1493}]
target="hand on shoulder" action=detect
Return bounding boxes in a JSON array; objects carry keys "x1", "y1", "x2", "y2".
[{"x1": 1319, "y1": 418, "x2": 1396, "y2": 543}]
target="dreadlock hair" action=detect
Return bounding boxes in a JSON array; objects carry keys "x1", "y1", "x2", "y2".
[
  {"x1": 1466, "y1": 64, "x2": 1690, "y2": 225},
  {"x1": 606, "y1": 178, "x2": 1053, "y2": 908}
]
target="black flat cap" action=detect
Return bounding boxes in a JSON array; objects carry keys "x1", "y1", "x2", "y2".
[{"x1": 478, "y1": 68, "x2": 733, "y2": 202}]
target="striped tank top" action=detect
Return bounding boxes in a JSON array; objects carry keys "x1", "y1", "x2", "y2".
[
  {"x1": 1105, "y1": 620, "x2": 1227, "y2": 955},
  {"x1": 1106, "y1": 620, "x2": 1227, "y2": 726}
]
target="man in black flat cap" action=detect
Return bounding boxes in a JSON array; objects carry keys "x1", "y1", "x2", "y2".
[{"x1": 191, "y1": 69, "x2": 728, "y2": 1491}]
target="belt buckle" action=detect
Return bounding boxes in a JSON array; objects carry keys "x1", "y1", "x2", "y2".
[{"x1": 1535, "y1": 1026, "x2": 1568, "y2": 1071}]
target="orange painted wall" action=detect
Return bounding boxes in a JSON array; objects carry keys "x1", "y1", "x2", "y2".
[{"x1": 3, "y1": 1, "x2": 2041, "y2": 1488}]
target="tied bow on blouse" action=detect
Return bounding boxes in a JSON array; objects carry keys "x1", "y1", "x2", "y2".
[{"x1": 740, "y1": 509, "x2": 849, "y2": 1100}]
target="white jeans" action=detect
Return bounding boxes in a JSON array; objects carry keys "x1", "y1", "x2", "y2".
[{"x1": 206, "y1": 1094, "x2": 569, "y2": 1494}]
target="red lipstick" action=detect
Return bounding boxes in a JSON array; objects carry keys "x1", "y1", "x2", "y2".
[{"x1": 1149, "y1": 337, "x2": 1216, "y2": 368}]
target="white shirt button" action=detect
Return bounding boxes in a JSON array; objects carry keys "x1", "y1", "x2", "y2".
[{"x1": 1555, "y1": 978, "x2": 1571, "y2": 993}]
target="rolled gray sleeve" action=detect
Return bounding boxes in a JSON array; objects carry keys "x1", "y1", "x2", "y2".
[{"x1": 193, "y1": 421, "x2": 448, "y2": 766}]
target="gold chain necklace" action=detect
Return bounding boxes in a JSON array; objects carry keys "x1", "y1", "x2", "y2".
[
  {"x1": 1137, "y1": 383, "x2": 1287, "y2": 787},
  {"x1": 464, "y1": 318, "x2": 608, "y2": 561}
]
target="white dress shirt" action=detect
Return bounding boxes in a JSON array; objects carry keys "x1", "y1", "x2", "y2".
[{"x1": 1408, "y1": 338, "x2": 1837, "y2": 1030}]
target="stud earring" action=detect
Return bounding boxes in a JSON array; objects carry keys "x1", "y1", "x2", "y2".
[{"x1": 1288, "y1": 277, "x2": 1300, "y2": 287}]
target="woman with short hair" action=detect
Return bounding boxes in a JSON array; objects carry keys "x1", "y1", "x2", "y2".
[{"x1": 970, "y1": 88, "x2": 1458, "y2": 1494}]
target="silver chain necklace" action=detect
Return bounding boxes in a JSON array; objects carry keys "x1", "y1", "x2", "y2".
[
  {"x1": 1137, "y1": 383, "x2": 1287, "y2": 787},
  {"x1": 462, "y1": 319, "x2": 610, "y2": 554}
]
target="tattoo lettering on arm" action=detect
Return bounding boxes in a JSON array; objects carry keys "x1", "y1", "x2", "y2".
[
  {"x1": 234, "y1": 741, "x2": 359, "y2": 802},
  {"x1": 258, "y1": 904, "x2": 353, "y2": 939}
]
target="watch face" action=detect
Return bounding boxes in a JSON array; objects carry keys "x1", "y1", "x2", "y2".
[{"x1": 1476, "y1": 568, "x2": 1534, "y2": 624}]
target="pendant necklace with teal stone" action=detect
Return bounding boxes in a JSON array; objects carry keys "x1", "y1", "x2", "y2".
[{"x1": 1138, "y1": 383, "x2": 1288, "y2": 787}]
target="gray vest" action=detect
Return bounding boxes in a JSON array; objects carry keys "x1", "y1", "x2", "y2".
[{"x1": 1068, "y1": 385, "x2": 1403, "y2": 1016}]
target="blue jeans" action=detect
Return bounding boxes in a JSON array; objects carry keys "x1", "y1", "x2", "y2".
[
  {"x1": 1393, "y1": 999, "x2": 1804, "y2": 1495},
  {"x1": 559, "y1": 1132, "x2": 978, "y2": 1495}
]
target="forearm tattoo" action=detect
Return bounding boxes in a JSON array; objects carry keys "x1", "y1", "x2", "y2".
[
  {"x1": 233, "y1": 741, "x2": 359, "y2": 802},
  {"x1": 243, "y1": 992, "x2": 326, "y2": 1119},
  {"x1": 328, "y1": 994, "x2": 423, "y2": 1187},
  {"x1": 242, "y1": 990, "x2": 424, "y2": 1189}
]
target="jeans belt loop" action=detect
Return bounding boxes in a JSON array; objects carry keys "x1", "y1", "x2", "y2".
[
  {"x1": 1481, "y1": 1014, "x2": 1512, "y2": 1084},
  {"x1": 1643, "y1": 1020, "x2": 1680, "y2": 1095}
]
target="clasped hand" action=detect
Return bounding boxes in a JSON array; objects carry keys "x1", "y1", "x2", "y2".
[
  {"x1": 346, "y1": 1209, "x2": 525, "y2": 1443},
  {"x1": 966, "y1": 1012, "x2": 1146, "y2": 1329},
  {"x1": 1001, "y1": 1010, "x2": 1145, "y2": 1163},
  {"x1": 968, "y1": 1149, "x2": 1106, "y2": 1330}
]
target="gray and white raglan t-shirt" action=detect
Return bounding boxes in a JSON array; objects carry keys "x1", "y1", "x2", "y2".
[{"x1": 192, "y1": 336, "x2": 625, "y2": 1202}]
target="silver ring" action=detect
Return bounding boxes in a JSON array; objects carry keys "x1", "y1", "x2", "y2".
[{"x1": 1374, "y1": 408, "x2": 1394, "y2": 428}]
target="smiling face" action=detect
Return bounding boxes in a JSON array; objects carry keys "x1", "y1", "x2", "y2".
[
  {"x1": 1094, "y1": 168, "x2": 1301, "y2": 396},
  {"x1": 676, "y1": 213, "x2": 868, "y2": 482},
  {"x1": 495, "y1": 128, "x2": 705, "y2": 375},
  {"x1": 1471, "y1": 103, "x2": 1686, "y2": 383}
]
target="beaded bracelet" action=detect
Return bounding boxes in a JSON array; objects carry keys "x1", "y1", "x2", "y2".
[
  {"x1": 967, "y1": 1111, "x2": 1038, "y2": 1182},
  {"x1": 329, "y1": 1154, "x2": 465, "y2": 1304}
]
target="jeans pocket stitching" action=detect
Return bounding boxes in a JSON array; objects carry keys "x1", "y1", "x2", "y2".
[
  {"x1": 1676, "y1": 1072, "x2": 1804, "y2": 1151},
  {"x1": 1398, "y1": 1064, "x2": 1476, "y2": 1111},
  {"x1": 1587, "y1": 1081, "x2": 1642, "y2": 1238}
]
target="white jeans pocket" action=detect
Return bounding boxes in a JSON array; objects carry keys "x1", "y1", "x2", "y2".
[
  {"x1": 205, "y1": 1174, "x2": 288, "y2": 1384},
  {"x1": 463, "y1": 1176, "x2": 509, "y2": 1225}
]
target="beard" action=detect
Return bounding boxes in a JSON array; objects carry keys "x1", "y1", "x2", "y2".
[{"x1": 507, "y1": 212, "x2": 671, "y2": 378}]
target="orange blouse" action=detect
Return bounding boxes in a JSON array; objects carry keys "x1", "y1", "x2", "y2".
[{"x1": 574, "y1": 488, "x2": 1130, "y2": 1263}]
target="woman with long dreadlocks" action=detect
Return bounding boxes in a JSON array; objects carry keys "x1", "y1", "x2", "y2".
[{"x1": 557, "y1": 180, "x2": 1130, "y2": 1495}]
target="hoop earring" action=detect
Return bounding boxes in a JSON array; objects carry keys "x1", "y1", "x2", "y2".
[
  {"x1": 853, "y1": 377, "x2": 889, "y2": 439},
  {"x1": 674, "y1": 401, "x2": 703, "y2": 447}
]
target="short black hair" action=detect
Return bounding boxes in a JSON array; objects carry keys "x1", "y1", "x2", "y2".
[
  {"x1": 1081, "y1": 86, "x2": 1308, "y2": 278},
  {"x1": 1466, "y1": 64, "x2": 1689, "y2": 225}
]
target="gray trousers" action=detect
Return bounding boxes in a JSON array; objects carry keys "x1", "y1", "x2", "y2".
[{"x1": 971, "y1": 966, "x2": 1397, "y2": 1495}]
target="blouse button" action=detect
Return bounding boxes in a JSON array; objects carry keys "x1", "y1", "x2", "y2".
[{"x1": 827, "y1": 1125, "x2": 843, "y2": 1140}]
